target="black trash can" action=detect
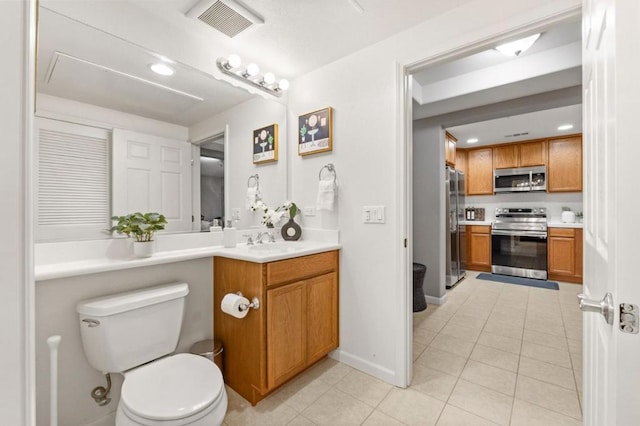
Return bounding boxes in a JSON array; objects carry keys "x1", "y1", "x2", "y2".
[{"x1": 413, "y1": 263, "x2": 427, "y2": 312}]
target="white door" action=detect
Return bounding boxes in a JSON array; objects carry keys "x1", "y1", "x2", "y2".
[
  {"x1": 112, "y1": 129, "x2": 192, "y2": 232},
  {"x1": 582, "y1": 0, "x2": 640, "y2": 423}
]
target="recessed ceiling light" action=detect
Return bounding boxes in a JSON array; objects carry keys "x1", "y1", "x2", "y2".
[
  {"x1": 495, "y1": 33, "x2": 541, "y2": 57},
  {"x1": 150, "y1": 63, "x2": 174, "y2": 76},
  {"x1": 558, "y1": 124, "x2": 574, "y2": 131},
  {"x1": 467, "y1": 138, "x2": 479, "y2": 144}
]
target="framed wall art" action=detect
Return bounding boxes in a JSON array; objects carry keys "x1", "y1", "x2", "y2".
[
  {"x1": 253, "y1": 123, "x2": 278, "y2": 164},
  {"x1": 298, "y1": 107, "x2": 332, "y2": 156}
]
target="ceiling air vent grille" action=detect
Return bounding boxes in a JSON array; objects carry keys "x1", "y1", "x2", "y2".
[
  {"x1": 504, "y1": 132, "x2": 530, "y2": 138},
  {"x1": 198, "y1": 0, "x2": 254, "y2": 38}
]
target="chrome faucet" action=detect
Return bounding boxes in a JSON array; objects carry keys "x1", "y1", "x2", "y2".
[{"x1": 256, "y1": 231, "x2": 275, "y2": 244}]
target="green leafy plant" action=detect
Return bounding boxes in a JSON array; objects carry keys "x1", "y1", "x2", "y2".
[{"x1": 109, "y1": 212, "x2": 167, "y2": 242}]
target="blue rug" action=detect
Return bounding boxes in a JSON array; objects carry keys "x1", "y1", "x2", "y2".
[{"x1": 476, "y1": 273, "x2": 559, "y2": 290}]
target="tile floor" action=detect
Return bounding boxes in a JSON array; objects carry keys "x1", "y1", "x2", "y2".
[{"x1": 222, "y1": 271, "x2": 583, "y2": 425}]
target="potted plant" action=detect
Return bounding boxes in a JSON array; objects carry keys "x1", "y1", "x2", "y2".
[{"x1": 110, "y1": 212, "x2": 167, "y2": 257}]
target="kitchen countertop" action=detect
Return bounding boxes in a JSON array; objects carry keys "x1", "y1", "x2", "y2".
[
  {"x1": 548, "y1": 222, "x2": 583, "y2": 228},
  {"x1": 459, "y1": 220, "x2": 492, "y2": 226}
]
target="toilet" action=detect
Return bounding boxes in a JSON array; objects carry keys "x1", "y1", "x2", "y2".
[{"x1": 77, "y1": 282, "x2": 227, "y2": 425}]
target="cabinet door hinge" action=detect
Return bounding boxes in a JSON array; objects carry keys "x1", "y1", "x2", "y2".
[{"x1": 404, "y1": 238, "x2": 408, "y2": 248}]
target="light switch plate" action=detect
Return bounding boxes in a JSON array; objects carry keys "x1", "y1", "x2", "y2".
[
  {"x1": 363, "y1": 205, "x2": 385, "y2": 224},
  {"x1": 231, "y1": 208, "x2": 241, "y2": 220},
  {"x1": 303, "y1": 206, "x2": 316, "y2": 216}
]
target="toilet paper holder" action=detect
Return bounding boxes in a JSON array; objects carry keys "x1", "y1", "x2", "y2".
[{"x1": 236, "y1": 292, "x2": 260, "y2": 311}]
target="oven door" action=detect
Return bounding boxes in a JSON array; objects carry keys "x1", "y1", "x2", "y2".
[{"x1": 491, "y1": 229, "x2": 548, "y2": 280}]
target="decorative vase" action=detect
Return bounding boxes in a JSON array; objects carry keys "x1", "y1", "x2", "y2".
[
  {"x1": 133, "y1": 241, "x2": 155, "y2": 258},
  {"x1": 281, "y1": 218, "x2": 302, "y2": 241}
]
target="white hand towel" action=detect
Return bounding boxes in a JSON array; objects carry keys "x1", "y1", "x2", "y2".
[
  {"x1": 246, "y1": 186, "x2": 258, "y2": 210},
  {"x1": 317, "y1": 179, "x2": 337, "y2": 211}
]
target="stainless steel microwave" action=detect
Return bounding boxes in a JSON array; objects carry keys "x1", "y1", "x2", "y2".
[{"x1": 494, "y1": 166, "x2": 547, "y2": 193}]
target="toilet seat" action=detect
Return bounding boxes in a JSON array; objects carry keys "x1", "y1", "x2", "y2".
[{"x1": 120, "y1": 353, "x2": 224, "y2": 424}]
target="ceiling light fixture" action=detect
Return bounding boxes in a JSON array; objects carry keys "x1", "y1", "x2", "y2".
[
  {"x1": 495, "y1": 33, "x2": 541, "y2": 57},
  {"x1": 217, "y1": 54, "x2": 288, "y2": 97},
  {"x1": 467, "y1": 138, "x2": 479, "y2": 144},
  {"x1": 558, "y1": 124, "x2": 574, "y2": 131},
  {"x1": 150, "y1": 63, "x2": 175, "y2": 76}
]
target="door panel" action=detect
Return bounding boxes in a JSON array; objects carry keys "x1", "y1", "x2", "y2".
[{"x1": 306, "y1": 273, "x2": 339, "y2": 364}]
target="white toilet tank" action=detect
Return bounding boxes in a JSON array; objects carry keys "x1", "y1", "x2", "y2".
[{"x1": 77, "y1": 282, "x2": 189, "y2": 373}]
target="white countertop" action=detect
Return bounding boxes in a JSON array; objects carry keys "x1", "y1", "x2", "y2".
[
  {"x1": 548, "y1": 222, "x2": 583, "y2": 228},
  {"x1": 459, "y1": 220, "x2": 492, "y2": 226}
]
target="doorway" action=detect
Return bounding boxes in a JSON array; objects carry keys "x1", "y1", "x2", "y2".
[{"x1": 194, "y1": 132, "x2": 225, "y2": 231}]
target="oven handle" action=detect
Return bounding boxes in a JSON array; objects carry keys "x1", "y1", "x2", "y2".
[{"x1": 491, "y1": 229, "x2": 548, "y2": 238}]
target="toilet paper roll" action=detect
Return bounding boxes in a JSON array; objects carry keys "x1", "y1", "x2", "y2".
[{"x1": 221, "y1": 293, "x2": 250, "y2": 319}]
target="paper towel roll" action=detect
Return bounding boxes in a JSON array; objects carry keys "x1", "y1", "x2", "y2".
[{"x1": 221, "y1": 293, "x2": 250, "y2": 319}]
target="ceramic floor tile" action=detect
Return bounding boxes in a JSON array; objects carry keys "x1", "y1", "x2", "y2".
[
  {"x1": 510, "y1": 399, "x2": 582, "y2": 426},
  {"x1": 469, "y1": 344, "x2": 520, "y2": 372},
  {"x1": 520, "y1": 341, "x2": 572, "y2": 369},
  {"x1": 272, "y1": 374, "x2": 332, "y2": 413},
  {"x1": 460, "y1": 360, "x2": 517, "y2": 396},
  {"x1": 518, "y1": 356, "x2": 576, "y2": 390},
  {"x1": 439, "y1": 322, "x2": 482, "y2": 342},
  {"x1": 414, "y1": 327, "x2": 438, "y2": 346},
  {"x1": 378, "y1": 387, "x2": 445, "y2": 426},
  {"x1": 302, "y1": 388, "x2": 373, "y2": 425},
  {"x1": 515, "y1": 375, "x2": 582, "y2": 420},
  {"x1": 286, "y1": 415, "x2": 316, "y2": 426},
  {"x1": 413, "y1": 341, "x2": 427, "y2": 361},
  {"x1": 410, "y1": 365, "x2": 458, "y2": 402},
  {"x1": 524, "y1": 319, "x2": 566, "y2": 337},
  {"x1": 415, "y1": 347, "x2": 468, "y2": 377},
  {"x1": 522, "y1": 328, "x2": 568, "y2": 351},
  {"x1": 430, "y1": 333, "x2": 476, "y2": 358},
  {"x1": 448, "y1": 313, "x2": 488, "y2": 331},
  {"x1": 224, "y1": 389, "x2": 299, "y2": 426},
  {"x1": 361, "y1": 410, "x2": 405, "y2": 426},
  {"x1": 448, "y1": 379, "x2": 514, "y2": 425},
  {"x1": 306, "y1": 357, "x2": 353, "y2": 385},
  {"x1": 482, "y1": 320, "x2": 525, "y2": 340},
  {"x1": 417, "y1": 316, "x2": 448, "y2": 333},
  {"x1": 436, "y1": 404, "x2": 499, "y2": 425},
  {"x1": 477, "y1": 331, "x2": 522, "y2": 355},
  {"x1": 335, "y1": 369, "x2": 393, "y2": 408}
]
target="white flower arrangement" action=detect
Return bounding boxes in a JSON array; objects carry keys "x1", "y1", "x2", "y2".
[{"x1": 251, "y1": 200, "x2": 299, "y2": 226}]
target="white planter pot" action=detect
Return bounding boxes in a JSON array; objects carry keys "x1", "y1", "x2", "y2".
[{"x1": 133, "y1": 241, "x2": 155, "y2": 258}]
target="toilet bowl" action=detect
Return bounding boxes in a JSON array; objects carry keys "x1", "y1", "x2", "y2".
[{"x1": 116, "y1": 354, "x2": 227, "y2": 426}]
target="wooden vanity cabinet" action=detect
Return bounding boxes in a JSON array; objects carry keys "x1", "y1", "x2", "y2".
[
  {"x1": 214, "y1": 250, "x2": 339, "y2": 405},
  {"x1": 548, "y1": 227, "x2": 583, "y2": 283},
  {"x1": 466, "y1": 225, "x2": 492, "y2": 272}
]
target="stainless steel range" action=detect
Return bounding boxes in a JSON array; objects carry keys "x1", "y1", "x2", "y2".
[{"x1": 491, "y1": 207, "x2": 548, "y2": 280}]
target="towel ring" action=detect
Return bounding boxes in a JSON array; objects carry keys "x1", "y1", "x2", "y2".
[
  {"x1": 319, "y1": 163, "x2": 337, "y2": 181},
  {"x1": 247, "y1": 174, "x2": 259, "y2": 188}
]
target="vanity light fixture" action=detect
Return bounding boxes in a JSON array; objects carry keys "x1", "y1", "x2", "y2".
[
  {"x1": 216, "y1": 54, "x2": 288, "y2": 97},
  {"x1": 150, "y1": 63, "x2": 175, "y2": 76},
  {"x1": 467, "y1": 138, "x2": 479, "y2": 144},
  {"x1": 558, "y1": 124, "x2": 574, "y2": 131},
  {"x1": 495, "y1": 33, "x2": 540, "y2": 57}
]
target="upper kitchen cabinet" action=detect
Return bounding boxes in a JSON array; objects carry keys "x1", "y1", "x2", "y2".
[
  {"x1": 445, "y1": 132, "x2": 457, "y2": 166},
  {"x1": 467, "y1": 147, "x2": 493, "y2": 195},
  {"x1": 493, "y1": 140, "x2": 547, "y2": 169},
  {"x1": 547, "y1": 136, "x2": 583, "y2": 192}
]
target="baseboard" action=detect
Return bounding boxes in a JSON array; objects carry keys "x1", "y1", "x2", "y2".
[
  {"x1": 425, "y1": 293, "x2": 447, "y2": 305},
  {"x1": 329, "y1": 349, "x2": 401, "y2": 386}
]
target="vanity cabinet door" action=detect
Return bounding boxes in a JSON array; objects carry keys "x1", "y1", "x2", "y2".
[
  {"x1": 267, "y1": 282, "x2": 307, "y2": 389},
  {"x1": 307, "y1": 272, "x2": 339, "y2": 365}
]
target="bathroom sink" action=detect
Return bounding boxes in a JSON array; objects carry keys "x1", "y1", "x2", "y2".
[{"x1": 246, "y1": 241, "x2": 302, "y2": 254}]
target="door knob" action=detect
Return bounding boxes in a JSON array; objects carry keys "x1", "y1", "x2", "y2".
[{"x1": 577, "y1": 292, "x2": 614, "y2": 325}]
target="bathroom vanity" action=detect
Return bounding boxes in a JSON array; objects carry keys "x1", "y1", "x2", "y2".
[{"x1": 213, "y1": 250, "x2": 339, "y2": 405}]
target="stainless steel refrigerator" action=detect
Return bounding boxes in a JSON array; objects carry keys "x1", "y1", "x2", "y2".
[{"x1": 446, "y1": 167, "x2": 466, "y2": 288}]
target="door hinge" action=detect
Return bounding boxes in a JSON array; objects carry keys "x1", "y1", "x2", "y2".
[
  {"x1": 404, "y1": 238, "x2": 407, "y2": 248},
  {"x1": 191, "y1": 215, "x2": 194, "y2": 222},
  {"x1": 620, "y1": 303, "x2": 639, "y2": 334},
  {"x1": 190, "y1": 159, "x2": 194, "y2": 166}
]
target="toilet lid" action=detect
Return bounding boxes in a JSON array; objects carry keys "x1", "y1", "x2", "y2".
[{"x1": 121, "y1": 353, "x2": 223, "y2": 421}]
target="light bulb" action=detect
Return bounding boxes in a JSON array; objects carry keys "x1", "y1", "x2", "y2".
[
  {"x1": 262, "y1": 72, "x2": 276, "y2": 85},
  {"x1": 277, "y1": 79, "x2": 290, "y2": 91},
  {"x1": 226, "y1": 54, "x2": 241, "y2": 69},
  {"x1": 150, "y1": 63, "x2": 174, "y2": 76},
  {"x1": 495, "y1": 33, "x2": 540, "y2": 57},
  {"x1": 246, "y1": 63, "x2": 260, "y2": 77}
]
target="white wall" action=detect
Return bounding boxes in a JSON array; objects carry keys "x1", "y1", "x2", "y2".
[
  {"x1": 35, "y1": 259, "x2": 214, "y2": 426},
  {"x1": 466, "y1": 192, "x2": 583, "y2": 222},
  {"x1": 287, "y1": 0, "x2": 582, "y2": 385},
  {"x1": 0, "y1": 1, "x2": 32, "y2": 424},
  {"x1": 190, "y1": 97, "x2": 288, "y2": 229},
  {"x1": 413, "y1": 119, "x2": 446, "y2": 300}
]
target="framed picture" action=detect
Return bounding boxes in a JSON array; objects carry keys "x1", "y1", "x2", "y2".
[
  {"x1": 253, "y1": 123, "x2": 278, "y2": 164},
  {"x1": 298, "y1": 107, "x2": 332, "y2": 156}
]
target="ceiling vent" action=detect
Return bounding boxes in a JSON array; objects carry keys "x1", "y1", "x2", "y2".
[
  {"x1": 504, "y1": 132, "x2": 530, "y2": 138},
  {"x1": 185, "y1": 0, "x2": 264, "y2": 38}
]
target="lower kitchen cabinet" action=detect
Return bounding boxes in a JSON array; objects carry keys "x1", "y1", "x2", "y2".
[
  {"x1": 214, "y1": 250, "x2": 339, "y2": 405},
  {"x1": 548, "y1": 227, "x2": 583, "y2": 283},
  {"x1": 467, "y1": 225, "x2": 491, "y2": 272}
]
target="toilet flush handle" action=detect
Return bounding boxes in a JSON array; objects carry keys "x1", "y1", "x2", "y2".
[{"x1": 82, "y1": 319, "x2": 101, "y2": 328}]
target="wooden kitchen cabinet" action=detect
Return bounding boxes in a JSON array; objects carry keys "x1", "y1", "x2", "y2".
[
  {"x1": 548, "y1": 136, "x2": 582, "y2": 192},
  {"x1": 548, "y1": 227, "x2": 583, "y2": 283},
  {"x1": 466, "y1": 148, "x2": 494, "y2": 195},
  {"x1": 493, "y1": 144, "x2": 519, "y2": 169},
  {"x1": 214, "y1": 250, "x2": 339, "y2": 405},
  {"x1": 466, "y1": 225, "x2": 491, "y2": 272},
  {"x1": 445, "y1": 132, "x2": 457, "y2": 166},
  {"x1": 493, "y1": 140, "x2": 547, "y2": 169}
]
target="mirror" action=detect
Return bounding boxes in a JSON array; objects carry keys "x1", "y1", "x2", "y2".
[{"x1": 35, "y1": 4, "x2": 288, "y2": 241}]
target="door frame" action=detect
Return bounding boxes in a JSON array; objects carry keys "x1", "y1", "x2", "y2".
[{"x1": 398, "y1": 6, "x2": 582, "y2": 386}]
